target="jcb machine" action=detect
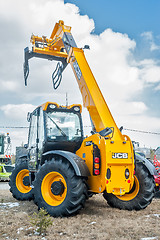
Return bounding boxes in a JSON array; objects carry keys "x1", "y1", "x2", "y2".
[{"x1": 10, "y1": 20, "x2": 156, "y2": 217}]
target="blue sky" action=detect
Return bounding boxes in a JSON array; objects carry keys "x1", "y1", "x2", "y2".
[
  {"x1": 64, "y1": 0, "x2": 160, "y2": 122},
  {"x1": 65, "y1": 0, "x2": 160, "y2": 64},
  {"x1": 64, "y1": 0, "x2": 160, "y2": 38},
  {"x1": 0, "y1": 0, "x2": 160, "y2": 151}
]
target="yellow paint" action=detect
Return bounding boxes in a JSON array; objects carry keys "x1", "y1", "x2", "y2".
[
  {"x1": 41, "y1": 102, "x2": 59, "y2": 111},
  {"x1": 116, "y1": 175, "x2": 139, "y2": 200},
  {"x1": 16, "y1": 169, "x2": 32, "y2": 193},
  {"x1": 28, "y1": 20, "x2": 136, "y2": 198},
  {"x1": 33, "y1": 47, "x2": 68, "y2": 58},
  {"x1": 71, "y1": 48, "x2": 124, "y2": 141},
  {"x1": 40, "y1": 102, "x2": 82, "y2": 113},
  {"x1": 41, "y1": 171, "x2": 67, "y2": 206},
  {"x1": 76, "y1": 134, "x2": 134, "y2": 195}
]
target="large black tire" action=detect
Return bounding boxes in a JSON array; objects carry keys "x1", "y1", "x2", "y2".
[
  {"x1": 103, "y1": 162, "x2": 155, "y2": 210},
  {"x1": 9, "y1": 161, "x2": 33, "y2": 200},
  {"x1": 155, "y1": 191, "x2": 160, "y2": 198},
  {"x1": 33, "y1": 157, "x2": 87, "y2": 217}
]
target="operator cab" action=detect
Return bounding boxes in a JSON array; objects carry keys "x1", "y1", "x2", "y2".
[
  {"x1": 27, "y1": 102, "x2": 83, "y2": 169},
  {"x1": 44, "y1": 103, "x2": 83, "y2": 151}
]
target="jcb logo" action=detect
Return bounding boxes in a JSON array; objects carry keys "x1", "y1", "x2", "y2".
[{"x1": 112, "y1": 153, "x2": 128, "y2": 159}]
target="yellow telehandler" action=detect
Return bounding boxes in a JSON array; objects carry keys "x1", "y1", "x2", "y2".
[{"x1": 9, "y1": 20, "x2": 156, "y2": 217}]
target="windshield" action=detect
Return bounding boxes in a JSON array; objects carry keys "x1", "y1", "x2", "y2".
[{"x1": 46, "y1": 111, "x2": 82, "y2": 141}]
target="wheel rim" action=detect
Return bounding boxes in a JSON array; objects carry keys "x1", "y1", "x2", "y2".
[
  {"x1": 41, "y1": 171, "x2": 67, "y2": 206},
  {"x1": 16, "y1": 169, "x2": 32, "y2": 193},
  {"x1": 116, "y1": 176, "x2": 139, "y2": 201}
]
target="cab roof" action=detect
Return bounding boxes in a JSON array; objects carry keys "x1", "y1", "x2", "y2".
[{"x1": 40, "y1": 102, "x2": 82, "y2": 113}]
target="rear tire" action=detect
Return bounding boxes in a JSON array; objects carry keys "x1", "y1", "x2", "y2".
[
  {"x1": 103, "y1": 161, "x2": 155, "y2": 210},
  {"x1": 9, "y1": 161, "x2": 33, "y2": 200},
  {"x1": 33, "y1": 157, "x2": 87, "y2": 217}
]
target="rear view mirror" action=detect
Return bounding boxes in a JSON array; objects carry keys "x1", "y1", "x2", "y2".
[
  {"x1": 24, "y1": 144, "x2": 28, "y2": 149},
  {"x1": 99, "y1": 127, "x2": 113, "y2": 137},
  {"x1": 27, "y1": 112, "x2": 31, "y2": 122}
]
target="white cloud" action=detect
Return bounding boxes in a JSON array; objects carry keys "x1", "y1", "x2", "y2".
[
  {"x1": 141, "y1": 31, "x2": 160, "y2": 51},
  {"x1": 138, "y1": 59, "x2": 160, "y2": 84},
  {"x1": 80, "y1": 28, "x2": 142, "y2": 105},
  {"x1": 0, "y1": 81, "x2": 20, "y2": 92},
  {"x1": 0, "y1": 104, "x2": 35, "y2": 121},
  {"x1": 155, "y1": 84, "x2": 160, "y2": 91},
  {"x1": 9, "y1": 129, "x2": 29, "y2": 154},
  {"x1": 29, "y1": 1, "x2": 95, "y2": 38},
  {"x1": 123, "y1": 114, "x2": 160, "y2": 149},
  {"x1": 141, "y1": 32, "x2": 153, "y2": 41},
  {"x1": 112, "y1": 101, "x2": 148, "y2": 117}
]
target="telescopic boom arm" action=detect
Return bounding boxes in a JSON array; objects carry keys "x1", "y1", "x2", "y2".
[{"x1": 24, "y1": 20, "x2": 124, "y2": 141}]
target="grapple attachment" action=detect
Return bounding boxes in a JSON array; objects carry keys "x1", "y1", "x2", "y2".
[{"x1": 23, "y1": 47, "x2": 67, "y2": 88}]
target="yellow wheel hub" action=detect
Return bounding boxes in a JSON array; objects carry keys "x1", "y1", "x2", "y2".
[
  {"x1": 117, "y1": 176, "x2": 139, "y2": 201},
  {"x1": 41, "y1": 172, "x2": 67, "y2": 206},
  {"x1": 16, "y1": 169, "x2": 32, "y2": 193}
]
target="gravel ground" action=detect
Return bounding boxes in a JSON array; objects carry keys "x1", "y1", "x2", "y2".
[
  {"x1": 0, "y1": 183, "x2": 160, "y2": 240},
  {"x1": 0, "y1": 182, "x2": 9, "y2": 190}
]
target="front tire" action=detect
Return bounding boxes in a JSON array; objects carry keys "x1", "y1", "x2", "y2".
[
  {"x1": 103, "y1": 161, "x2": 155, "y2": 210},
  {"x1": 33, "y1": 157, "x2": 87, "y2": 217},
  {"x1": 9, "y1": 161, "x2": 33, "y2": 200}
]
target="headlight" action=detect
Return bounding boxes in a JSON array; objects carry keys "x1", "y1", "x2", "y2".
[
  {"x1": 49, "y1": 104, "x2": 56, "y2": 109},
  {"x1": 73, "y1": 106, "x2": 80, "y2": 112}
]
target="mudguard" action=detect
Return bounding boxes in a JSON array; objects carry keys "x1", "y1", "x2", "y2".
[
  {"x1": 15, "y1": 155, "x2": 28, "y2": 166},
  {"x1": 135, "y1": 153, "x2": 157, "y2": 176},
  {"x1": 43, "y1": 150, "x2": 91, "y2": 177}
]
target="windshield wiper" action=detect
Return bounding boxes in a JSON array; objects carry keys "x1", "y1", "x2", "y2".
[{"x1": 46, "y1": 113, "x2": 67, "y2": 137}]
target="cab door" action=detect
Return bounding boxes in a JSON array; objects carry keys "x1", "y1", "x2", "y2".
[
  {"x1": 38, "y1": 107, "x2": 45, "y2": 162},
  {"x1": 28, "y1": 108, "x2": 39, "y2": 171},
  {"x1": 28, "y1": 107, "x2": 45, "y2": 171}
]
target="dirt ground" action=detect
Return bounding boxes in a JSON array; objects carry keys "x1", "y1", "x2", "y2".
[{"x1": 0, "y1": 185, "x2": 160, "y2": 240}]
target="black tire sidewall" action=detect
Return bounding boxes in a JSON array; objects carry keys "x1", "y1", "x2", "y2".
[
  {"x1": 9, "y1": 161, "x2": 33, "y2": 200},
  {"x1": 103, "y1": 162, "x2": 154, "y2": 210},
  {"x1": 34, "y1": 158, "x2": 86, "y2": 217}
]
